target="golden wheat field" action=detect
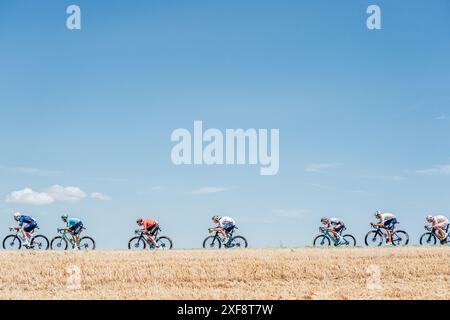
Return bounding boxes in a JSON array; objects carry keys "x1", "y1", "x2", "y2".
[{"x1": 0, "y1": 247, "x2": 448, "y2": 300}]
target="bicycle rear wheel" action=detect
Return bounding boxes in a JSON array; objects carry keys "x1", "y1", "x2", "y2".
[
  {"x1": 2, "y1": 235, "x2": 21, "y2": 250},
  {"x1": 128, "y1": 236, "x2": 146, "y2": 250},
  {"x1": 203, "y1": 236, "x2": 222, "y2": 249},
  {"x1": 50, "y1": 236, "x2": 68, "y2": 250},
  {"x1": 392, "y1": 230, "x2": 409, "y2": 246},
  {"x1": 365, "y1": 231, "x2": 383, "y2": 247},
  {"x1": 228, "y1": 236, "x2": 248, "y2": 248},
  {"x1": 31, "y1": 235, "x2": 49, "y2": 250},
  {"x1": 79, "y1": 236, "x2": 96, "y2": 250},
  {"x1": 313, "y1": 235, "x2": 331, "y2": 247},
  {"x1": 156, "y1": 236, "x2": 173, "y2": 250},
  {"x1": 342, "y1": 235, "x2": 356, "y2": 247}
]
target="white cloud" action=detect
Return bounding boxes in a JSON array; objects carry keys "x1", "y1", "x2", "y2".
[
  {"x1": 90, "y1": 192, "x2": 112, "y2": 201},
  {"x1": 415, "y1": 164, "x2": 450, "y2": 176},
  {"x1": 5, "y1": 185, "x2": 109, "y2": 206},
  {"x1": 151, "y1": 186, "x2": 166, "y2": 191},
  {"x1": 5, "y1": 188, "x2": 54, "y2": 206},
  {"x1": 305, "y1": 163, "x2": 339, "y2": 173},
  {"x1": 47, "y1": 185, "x2": 86, "y2": 201},
  {"x1": 191, "y1": 187, "x2": 226, "y2": 195}
]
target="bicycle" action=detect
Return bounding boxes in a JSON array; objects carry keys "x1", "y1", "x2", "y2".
[
  {"x1": 128, "y1": 226, "x2": 173, "y2": 250},
  {"x1": 2, "y1": 227, "x2": 49, "y2": 250},
  {"x1": 50, "y1": 227, "x2": 96, "y2": 250},
  {"x1": 420, "y1": 225, "x2": 449, "y2": 246},
  {"x1": 364, "y1": 224, "x2": 409, "y2": 246},
  {"x1": 313, "y1": 226, "x2": 356, "y2": 247},
  {"x1": 203, "y1": 226, "x2": 248, "y2": 249}
]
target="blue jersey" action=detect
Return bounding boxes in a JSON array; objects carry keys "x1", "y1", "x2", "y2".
[
  {"x1": 67, "y1": 218, "x2": 81, "y2": 228},
  {"x1": 19, "y1": 215, "x2": 36, "y2": 226}
]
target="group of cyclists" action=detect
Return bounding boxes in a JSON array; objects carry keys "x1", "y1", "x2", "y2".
[
  {"x1": 320, "y1": 211, "x2": 449, "y2": 245},
  {"x1": 6, "y1": 209, "x2": 449, "y2": 249},
  {"x1": 11, "y1": 212, "x2": 84, "y2": 249}
]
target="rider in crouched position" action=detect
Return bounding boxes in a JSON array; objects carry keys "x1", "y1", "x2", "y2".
[
  {"x1": 209, "y1": 215, "x2": 236, "y2": 243},
  {"x1": 321, "y1": 217, "x2": 346, "y2": 245},
  {"x1": 136, "y1": 218, "x2": 160, "y2": 248}
]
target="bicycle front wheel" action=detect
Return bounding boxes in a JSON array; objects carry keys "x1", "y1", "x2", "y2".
[
  {"x1": 228, "y1": 236, "x2": 248, "y2": 249},
  {"x1": 156, "y1": 236, "x2": 173, "y2": 250},
  {"x1": 50, "y1": 236, "x2": 68, "y2": 250},
  {"x1": 2, "y1": 235, "x2": 22, "y2": 250},
  {"x1": 313, "y1": 235, "x2": 331, "y2": 247},
  {"x1": 79, "y1": 237, "x2": 96, "y2": 250},
  {"x1": 31, "y1": 235, "x2": 49, "y2": 250},
  {"x1": 128, "y1": 236, "x2": 146, "y2": 250},
  {"x1": 392, "y1": 230, "x2": 409, "y2": 246},
  {"x1": 365, "y1": 231, "x2": 383, "y2": 247},
  {"x1": 203, "y1": 236, "x2": 222, "y2": 249}
]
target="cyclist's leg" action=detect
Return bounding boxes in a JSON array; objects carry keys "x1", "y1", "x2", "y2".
[
  {"x1": 146, "y1": 225, "x2": 159, "y2": 246},
  {"x1": 23, "y1": 222, "x2": 36, "y2": 241}
]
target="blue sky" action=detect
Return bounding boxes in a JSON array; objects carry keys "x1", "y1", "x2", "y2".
[{"x1": 0, "y1": 0, "x2": 449, "y2": 248}]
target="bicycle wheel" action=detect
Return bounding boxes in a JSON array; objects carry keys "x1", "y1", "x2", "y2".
[
  {"x1": 128, "y1": 236, "x2": 146, "y2": 250},
  {"x1": 365, "y1": 231, "x2": 383, "y2": 247},
  {"x1": 2, "y1": 235, "x2": 22, "y2": 250},
  {"x1": 156, "y1": 236, "x2": 173, "y2": 250},
  {"x1": 228, "y1": 236, "x2": 248, "y2": 248},
  {"x1": 31, "y1": 235, "x2": 49, "y2": 250},
  {"x1": 203, "y1": 236, "x2": 222, "y2": 249},
  {"x1": 79, "y1": 236, "x2": 96, "y2": 250},
  {"x1": 419, "y1": 233, "x2": 437, "y2": 246},
  {"x1": 342, "y1": 235, "x2": 356, "y2": 247},
  {"x1": 392, "y1": 230, "x2": 409, "y2": 246},
  {"x1": 313, "y1": 235, "x2": 331, "y2": 247},
  {"x1": 50, "y1": 236, "x2": 68, "y2": 250}
]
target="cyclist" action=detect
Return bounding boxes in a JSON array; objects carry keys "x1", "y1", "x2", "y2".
[
  {"x1": 371, "y1": 211, "x2": 397, "y2": 244},
  {"x1": 321, "y1": 217, "x2": 345, "y2": 244},
  {"x1": 13, "y1": 212, "x2": 38, "y2": 247},
  {"x1": 60, "y1": 214, "x2": 83, "y2": 248},
  {"x1": 209, "y1": 215, "x2": 236, "y2": 243},
  {"x1": 136, "y1": 218, "x2": 160, "y2": 248},
  {"x1": 426, "y1": 215, "x2": 449, "y2": 244}
]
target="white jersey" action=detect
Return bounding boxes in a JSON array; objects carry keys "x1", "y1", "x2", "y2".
[
  {"x1": 219, "y1": 216, "x2": 235, "y2": 228},
  {"x1": 329, "y1": 217, "x2": 344, "y2": 226},
  {"x1": 433, "y1": 215, "x2": 449, "y2": 225},
  {"x1": 379, "y1": 213, "x2": 396, "y2": 222}
]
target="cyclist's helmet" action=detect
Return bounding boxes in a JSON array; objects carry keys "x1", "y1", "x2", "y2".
[
  {"x1": 13, "y1": 212, "x2": 21, "y2": 220},
  {"x1": 212, "y1": 215, "x2": 221, "y2": 222},
  {"x1": 136, "y1": 218, "x2": 143, "y2": 225},
  {"x1": 320, "y1": 217, "x2": 329, "y2": 224},
  {"x1": 426, "y1": 215, "x2": 433, "y2": 222},
  {"x1": 61, "y1": 213, "x2": 68, "y2": 220},
  {"x1": 374, "y1": 210, "x2": 382, "y2": 217}
]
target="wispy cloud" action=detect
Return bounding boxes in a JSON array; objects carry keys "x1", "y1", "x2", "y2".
[
  {"x1": 415, "y1": 164, "x2": 450, "y2": 176},
  {"x1": 274, "y1": 209, "x2": 310, "y2": 218},
  {"x1": 151, "y1": 186, "x2": 166, "y2": 191},
  {"x1": 360, "y1": 175, "x2": 406, "y2": 182},
  {"x1": 190, "y1": 187, "x2": 226, "y2": 195},
  {"x1": 90, "y1": 192, "x2": 112, "y2": 201},
  {"x1": 0, "y1": 165, "x2": 62, "y2": 177},
  {"x1": 5, "y1": 185, "x2": 109, "y2": 205},
  {"x1": 305, "y1": 163, "x2": 339, "y2": 173},
  {"x1": 435, "y1": 114, "x2": 448, "y2": 120}
]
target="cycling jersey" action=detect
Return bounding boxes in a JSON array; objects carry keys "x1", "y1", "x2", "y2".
[
  {"x1": 219, "y1": 217, "x2": 236, "y2": 231},
  {"x1": 329, "y1": 218, "x2": 344, "y2": 227},
  {"x1": 67, "y1": 218, "x2": 81, "y2": 228},
  {"x1": 143, "y1": 219, "x2": 158, "y2": 230},
  {"x1": 433, "y1": 215, "x2": 449, "y2": 225},
  {"x1": 379, "y1": 213, "x2": 396, "y2": 222},
  {"x1": 19, "y1": 215, "x2": 36, "y2": 227}
]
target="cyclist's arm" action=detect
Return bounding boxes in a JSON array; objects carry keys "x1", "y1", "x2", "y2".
[{"x1": 208, "y1": 227, "x2": 224, "y2": 232}]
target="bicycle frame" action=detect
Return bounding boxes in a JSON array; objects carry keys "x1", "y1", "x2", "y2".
[
  {"x1": 319, "y1": 227, "x2": 347, "y2": 245},
  {"x1": 56, "y1": 228, "x2": 83, "y2": 247},
  {"x1": 135, "y1": 227, "x2": 161, "y2": 246}
]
